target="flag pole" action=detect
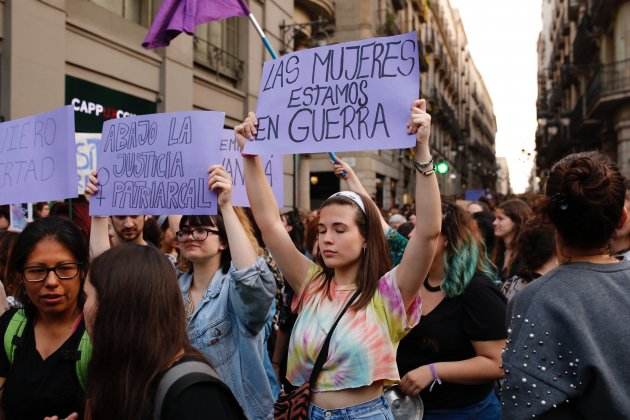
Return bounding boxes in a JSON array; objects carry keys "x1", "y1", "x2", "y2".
[
  {"x1": 239, "y1": 1, "x2": 303, "y2": 209},
  {"x1": 235, "y1": 0, "x2": 278, "y2": 59},
  {"x1": 245, "y1": 12, "x2": 278, "y2": 59}
]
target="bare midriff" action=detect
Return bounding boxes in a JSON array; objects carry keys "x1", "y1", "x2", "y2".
[{"x1": 310, "y1": 380, "x2": 384, "y2": 409}]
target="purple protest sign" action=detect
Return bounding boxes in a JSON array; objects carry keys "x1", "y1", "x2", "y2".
[
  {"x1": 244, "y1": 32, "x2": 420, "y2": 155},
  {"x1": 90, "y1": 111, "x2": 225, "y2": 216},
  {"x1": 217, "y1": 129, "x2": 283, "y2": 207},
  {"x1": 0, "y1": 106, "x2": 77, "y2": 205}
]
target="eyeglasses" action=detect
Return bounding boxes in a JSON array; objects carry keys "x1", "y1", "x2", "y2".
[
  {"x1": 22, "y1": 262, "x2": 82, "y2": 283},
  {"x1": 175, "y1": 227, "x2": 220, "y2": 242}
]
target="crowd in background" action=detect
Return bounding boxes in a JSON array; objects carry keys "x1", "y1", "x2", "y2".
[{"x1": 1, "y1": 114, "x2": 630, "y2": 418}]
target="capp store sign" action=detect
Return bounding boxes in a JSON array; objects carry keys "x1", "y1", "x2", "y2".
[
  {"x1": 65, "y1": 76, "x2": 156, "y2": 132},
  {"x1": 70, "y1": 98, "x2": 136, "y2": 119}
]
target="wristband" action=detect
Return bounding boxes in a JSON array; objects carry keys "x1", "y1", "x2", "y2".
[
  {"x1": 414, "y1": 158, "x2": 433, "y2": 170},
  {"x1": 414, "y1": 159, "x2": 435, "y2": 176},
  {"x1": 428, "y1": 363, "x2": 442, "y2": 392}
]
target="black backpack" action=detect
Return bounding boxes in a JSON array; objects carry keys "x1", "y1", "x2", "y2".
[{"x1": 153, "y1": 360, "x2": 243, "y2": 420}]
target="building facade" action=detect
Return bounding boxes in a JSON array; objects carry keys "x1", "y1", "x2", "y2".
[
  {"x1": 496, "y1": 156, "x2": 512, "y2": 195},
  {"x1": 535, "y1": 0, "x2": 630, "y2": 181},
  {"x1": 0, "y1": 0, "x2": 496, "y2": 210}
]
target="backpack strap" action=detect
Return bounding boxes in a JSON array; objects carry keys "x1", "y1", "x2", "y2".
[
  {"x1": 3, "y1": 310, "x2": 92, "y2": 392},
  {"x1": 3, "y1": 309, "x2": 27, "y2": 364},
  {"x1": 153, "y1": 360, "x2": 220, "y2": 420},
  {"x1": 75, "y1": 330, "x2": 92, "y2": 391}
]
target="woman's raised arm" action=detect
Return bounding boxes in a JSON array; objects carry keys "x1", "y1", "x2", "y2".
[
  {"x1": 238, "y1": 113, "x2": 312, "y2": 295},
  {"x1": 396, "y1": 99, "x2": 442, "y2": 307}
]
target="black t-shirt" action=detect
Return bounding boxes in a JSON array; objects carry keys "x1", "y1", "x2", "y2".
[
  {"x1": 0, "y1": 308, "x2": 86, "y2": 420},
  {"x1": 396, "y1": 273, "x2": 507, "y2": 410},
  {"x1": 158, "y1": 356, "x2": 246, "y2": 420}
]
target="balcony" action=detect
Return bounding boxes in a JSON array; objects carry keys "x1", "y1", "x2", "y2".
[
  {"x1": 295, "y1": 0, "x2": 335, "y2": 20},
  {"x1": 417, "y1": 39, "x2": 429, "y2": 72},
  {"x1": 586, "y1": 58, "x2": 630, "y2": 117},
  {"x1": 548, "y1": 85, "x2": 564, "y2": 110},
  {"x1": 537, "y1": 95, "x2": 552, "y2": 119},
  {"x1": 590, "y1": 0, "x2": 621, "y2": 28},
  {"x1": 430, "y1": 88, "x2": 460, "y2": 140},
  {"x1": 410, "y1": 0, "x2": 428, "y2": 22},
  {"x1": 193, "y1": 38, "x2": 244, "y2": 84},
  {"x1": 424, "y1": 28, "x2": 434, "y2": 53},
  {"x1": 568, "y1": 0, "x2": 580, "y2": 22},
  {"x1": 572, "y1": 14, "x2": 597, "y2": 66},
  {"x1": 560, "y1": 62, "x2": 577, "y2": 89}
]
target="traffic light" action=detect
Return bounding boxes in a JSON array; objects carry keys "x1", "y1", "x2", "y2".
[{"x1": 435, "y1": 160, "x2": 449, "y2": 174}]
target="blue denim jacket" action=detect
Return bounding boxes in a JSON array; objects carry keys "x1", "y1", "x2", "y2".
[{"x1": 179, "y1": 257, "x2": 276, "y2": 419}]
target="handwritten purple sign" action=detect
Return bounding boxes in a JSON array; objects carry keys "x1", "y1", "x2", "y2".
[
  {"x1": 218, "y1": 129, "x2": 283, "y2": 207},
  {"x1": 0, "y1": 106, "x2": 77, "y2": 205},
  {"x1": 90, "y1": 111, "x2": 225, "y2": 216},
  {"x1": 244, "y1": 32, "x2": 420, "y2": 155}
]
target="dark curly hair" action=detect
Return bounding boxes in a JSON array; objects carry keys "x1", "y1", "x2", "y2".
[
  {"x1": 544, "y1": 151, "x2": 626, "y2": 249},
  {"x1": 515, "y1": 217, "x2": 556, "y2": 278}
]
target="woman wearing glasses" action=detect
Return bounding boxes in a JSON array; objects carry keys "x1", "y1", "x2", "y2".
[
  {"x1": 0, "y1": 217, "x2": 89, "y2": 420},
  {"x1": 175, "y1": 164, "x2": 276, "y2": 420}
]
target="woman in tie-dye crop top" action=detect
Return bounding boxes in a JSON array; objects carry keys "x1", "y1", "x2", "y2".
[{"x1": 237, "y1": 99, "x2": 441, "y2": 418}]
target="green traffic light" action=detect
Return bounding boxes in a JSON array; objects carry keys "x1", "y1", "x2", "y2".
[{"x1": 435, "y1": 160, "x2": 449, "y2": 174}]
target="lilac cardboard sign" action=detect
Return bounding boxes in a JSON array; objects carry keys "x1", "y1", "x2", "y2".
[
  {"x1": 244, "y1": 32, "x2": 419, "y2": 155},
  {"x1": 0, "y1": 106, "x2": 78, "y2": 205},
  {"x1": 90, "y1": 111, "x2": 225, "y2": 216},
  {"x1": 218, "y1": 129, "x2": 283, "y2": 207}
]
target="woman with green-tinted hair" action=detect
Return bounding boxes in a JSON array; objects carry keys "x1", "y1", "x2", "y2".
[{"x1": 396, "y1": 201, "x2": 507, "y2": 420}]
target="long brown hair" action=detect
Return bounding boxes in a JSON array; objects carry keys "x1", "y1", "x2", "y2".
[
  {"x1": 0, "y1": 231, "x2": 19, "y2": 296},
  {"x1": 492, "y1": 198, "x2": 532, "y2": 274},
  {"x1": 314, "y1": 193, "x2": 391, "y2": 310},
  {"x1": 86, "y1": 244, "x2": 201, "y2": 420},
  {"x1": 440, "y1": 201, "x2": 497, "y2": 297}
]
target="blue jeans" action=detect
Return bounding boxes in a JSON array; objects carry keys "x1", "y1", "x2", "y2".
[
  {"x1": 423, "y1": 391, "x2": 501, "y2": 420},
  {"x1": 308, "y1": 396, "x2": 395, "y2": 420}
]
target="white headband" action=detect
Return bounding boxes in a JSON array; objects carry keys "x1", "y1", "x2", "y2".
[{"x1": 327, "y1": 191, "x2": 366, "y2": 214}]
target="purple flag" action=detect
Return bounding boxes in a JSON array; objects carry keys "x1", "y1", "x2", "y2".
[{"x1": 143, "y1": 0, "x2": 250, "y2": 49}]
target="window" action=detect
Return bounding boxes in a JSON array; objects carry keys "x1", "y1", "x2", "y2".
[
  {"x1": 90, "y1": 0, "x2": 158, "y2": 27},
  {"x1": 194, "y1": 19, "x2": 243, "y2": 82}
]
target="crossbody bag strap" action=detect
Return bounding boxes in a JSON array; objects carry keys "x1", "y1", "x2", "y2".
[
  {"x1": 308, "y1": 289, "x2": 360, "y2": 389},
  {"x1": 153, "y1": 360, "x2": 219, "y2": 420}
]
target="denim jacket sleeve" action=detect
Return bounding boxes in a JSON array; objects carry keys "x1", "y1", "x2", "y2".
[{"x1": 229, "y1": 257, "x2": 276, "y2": 335}]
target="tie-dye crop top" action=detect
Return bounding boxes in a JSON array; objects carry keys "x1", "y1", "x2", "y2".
[{"x1": 286, "y1": 262, "x2": 422, "y2": 392}]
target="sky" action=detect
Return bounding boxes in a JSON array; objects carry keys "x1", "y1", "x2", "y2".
[{"x1": 450, "y1": 0, "x2": 542, "y2": 193}]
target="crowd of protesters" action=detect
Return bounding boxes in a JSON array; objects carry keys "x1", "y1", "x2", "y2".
[{"x1": 0, "y1": 100, "x2": 629, "y2": 420}]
